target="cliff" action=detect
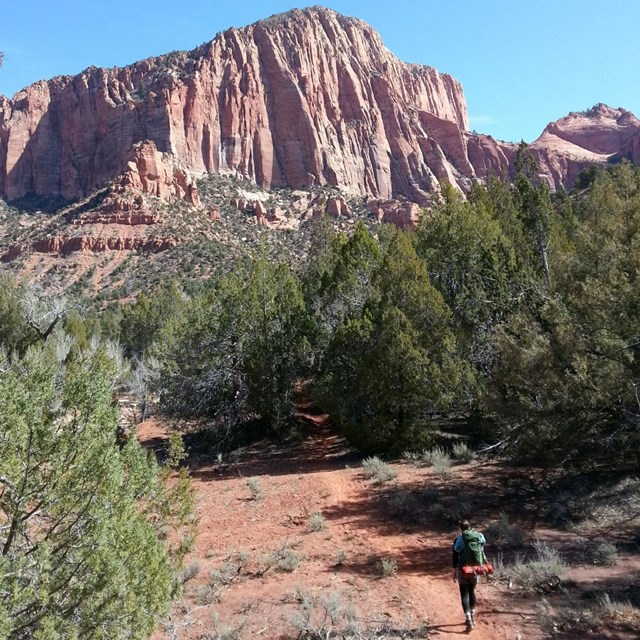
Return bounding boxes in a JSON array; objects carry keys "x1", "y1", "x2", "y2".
[
  {"x1": 0, "y1": 7, "x2": 471, "y2": 205},
  {"x1": 1, "y1": 7, "x2": 638, "y2": 211},
  {"x1": 530, "y1": 104, "x2": 640, "y2": 188}
]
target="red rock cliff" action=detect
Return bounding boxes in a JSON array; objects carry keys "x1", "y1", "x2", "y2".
[
  {"x1": 0, "y1": 7, "x2": 471, "y2": 205},
  {"x1": 1, "y1": 8, "x2": 638, "y2": 205},
  {"x1": 528, "y1": 105, "x2": 640, "y2": 188}
]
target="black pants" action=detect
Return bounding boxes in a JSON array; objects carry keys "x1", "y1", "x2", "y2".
[{"x1": 458, "y1": 578, "x2": 477, "y2": 614}]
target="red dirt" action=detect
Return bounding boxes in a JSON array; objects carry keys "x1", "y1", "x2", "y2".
[{"x1": 138, "y1": 413, "x2": 548, "y2": 640}]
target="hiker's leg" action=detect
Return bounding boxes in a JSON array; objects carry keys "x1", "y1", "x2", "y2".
[
  {"x1": 469, "y1": 576, "x2": 478, "y2": 627},
  {"x1": 458, "y1": 582, "x2": 470, "y2": 614},
  {"x1": 468, "y1": 582, "x2": 477, "y2": 611},
  {"x1": 461, "y1": 582, "x2": 474, "y2": 631}
]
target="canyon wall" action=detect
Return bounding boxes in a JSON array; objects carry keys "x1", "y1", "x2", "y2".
[{"x1": 1, "y1": 8, "x2": 638, "y2": 207}]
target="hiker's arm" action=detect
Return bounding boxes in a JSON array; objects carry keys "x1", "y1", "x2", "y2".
[
  {"x1": 479, "y1": 532, "x2": 488, "y2": 563},
  {"x1": 452, "y1": 546, "x2": 459, "y2": 580}
]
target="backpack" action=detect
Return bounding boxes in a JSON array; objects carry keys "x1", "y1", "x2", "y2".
[{"x1": 461, "y1": 529, "x2": 485, "y2": 567}]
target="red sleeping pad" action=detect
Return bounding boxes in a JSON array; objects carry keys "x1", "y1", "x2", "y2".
[{"x1": 461, "y1": 564, "x2": 494, "y2": 576}]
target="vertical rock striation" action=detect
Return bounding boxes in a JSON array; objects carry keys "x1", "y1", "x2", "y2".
[
  {"x1": 0, "y1": 7, "x2": 472, "y2": 204},
  {"x1": 0, "y1": 8, "x2": 638, "y2": 207}
]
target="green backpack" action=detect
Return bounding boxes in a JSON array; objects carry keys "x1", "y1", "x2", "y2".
[{"x1": 461, "y1": 529, "x2": 485, "y2": 567}]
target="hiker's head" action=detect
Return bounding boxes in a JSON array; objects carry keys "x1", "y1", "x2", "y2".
[{"x1": 458, "y1": 519, "x2": 471, "y2": 531}]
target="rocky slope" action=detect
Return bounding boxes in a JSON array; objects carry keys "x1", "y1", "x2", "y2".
[{"x1": 1, "y1": 6, "x2": 639, "y2": 296}]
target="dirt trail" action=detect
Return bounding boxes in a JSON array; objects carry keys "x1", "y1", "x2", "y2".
[
  {"x1": 139, "y1": 413, "x2": 543, "y2": 640},
  {"x1": 315, "y1": 463, "x2": 539, "y2": 640}
]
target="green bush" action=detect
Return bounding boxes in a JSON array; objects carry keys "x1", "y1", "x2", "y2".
[
  {"x1": 246, "y1": 477, "x2": 262, "y2": 500},
  {"x1": 508, "y1": 541, "x2": 565, "y2": 593},
  {"x1": 452, "y1": 440, "x2": 476, "y2": 463},
  {"x1": 486, "y1": 511, "x2": 525, "y2": 548},
  {"x1": 181, "y1": 561, "x2": 201, "y2": 583},
  {"x1": 308, "y1": 511, "x2": 326, "y2": 532},
  {"x1": 423, "y1": 446, "x2": 452, "y2": 479},
  {"x1": 0, "y1": 341, "x2": 194, "y2": 638},
  {"x1": 587, "y1": 542, "x2": 618, "y2": 566},
  {"x1": 361, "y1": 456, "x2": 397, "y2": 484},
  {"x1": 208, "y1": 553, "x2": 249, "y2": 587},
  {"x1": 375, "y1": 557, "x2": 398, "y2": 578},
  {"x1": 265, "y1": 546, "x2": 301, "y2": 573}
]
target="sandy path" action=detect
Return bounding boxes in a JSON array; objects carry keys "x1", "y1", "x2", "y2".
[
  {"x1": 316, "y1": 467, "x2": 540, "y2": 640},
  {"x1": 138, "y1": 415, "x2": 543, "y2": 639}
]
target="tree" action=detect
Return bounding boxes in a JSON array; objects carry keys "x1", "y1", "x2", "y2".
[
  {"x1": 239, "y1": 258, "x2": 310, "y2": 428},
  {"x1": 486, "y1": 298, "x2": 639, "y2": 462},
  {"x1": 417, "y1": 183, "x2": 521, "y2": 344},
  {"x1": 156, "y1": 289, "x2": 241, "y2": 422},
  {"x1": 301, "y1": 215, "x2": 342, "y2": 309},
  {"x1": 316, "y1": 231, "x2": 463, "y2": 452},
  {"x1": 306, "y1": 221, "x2": 382, "y2": 344},
  {"x1": 485, "y1": 163, "x2": 640, "y2": 462},
  {"x1": 120, "y1": 282, "x2": 186, "y2": 359},
  {"x1": 157, "y1": 258, "x2": 309, "y2": 432},
  {"x1": 0, "y1": 340, "x2": 194, "y2": 638},
  {"x1": 514, "y1": 143, "x2": 554, "y2": 288},
  {"x1": 0, "y1": 276, "x2": 38, "y2": 354}
]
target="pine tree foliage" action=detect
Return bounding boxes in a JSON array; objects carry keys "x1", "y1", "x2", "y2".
[
  {"x1": 416, "y1": 183, "x2": 522, "y2": 378},
  {"x1": 304, "y1": 220, "x2": 382, "y2": 355},
  {"x1": 316, "y1": 229, "x2": 463, "y2": 452},
  {"x1": 486, "y1": 162, "x2": 640, "y2": 461},
  {"x1": 119, "y1": 282, "x2": 186, "y2": 359},
  {"x1": 0, "y1": 340, "x2": 194, "y2": 639},
  {"x1": 0, "y1": 276, "x2": 39, "y2": 355},
  {"x1": 157, "y1": 257, "x2": 309, "y2": 431}
]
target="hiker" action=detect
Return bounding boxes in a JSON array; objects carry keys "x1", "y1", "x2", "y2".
[{"x1": 452, "y1": 519, "x2": 487, "y2": 632}]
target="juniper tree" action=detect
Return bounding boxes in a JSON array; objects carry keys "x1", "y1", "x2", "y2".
[
  {"x1": 119, "y1": 282, "x2": 186, "y2": 359},
  {"x1": 417, "y1": 183, "x2": 522, "y2": 378},
  {"x1": 157, "y1": 258, "x2": 309, "y2": 431},
  {"x1": 0, "y1": 340, "x2": 194, "y2": 638},
  {"x1": 514, "y1": 143, "x2": 554, "y2": 288},
  {"x1": 486, "y1": 163, "x2": 640, "y2": 461},
  {"x1": 316, "y1": 231, "x2": 463, "y2": 452},
  {"x1": 305, "y1": 220, "x2": 382, "y2": 354}
]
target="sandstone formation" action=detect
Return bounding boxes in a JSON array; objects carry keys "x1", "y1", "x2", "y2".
[
  {"x1": 619, "y1": 133, "x2": 640, "y2": 163},
  {"x1": 538, "y1": 104, "x2": 640, "y2": 155},
  {"x1": 367, "y1": 199, "x2": 421, "y2": 230},
  {"x1": 117, "y1": 141, "x2": 200, "y2": 207},
  {"x1": 0, "y1": 7, "x2": 467, "y2": 206},
  {"x1": 1, "y1": 234, "x2": 178, "y2": 262},
  {"x1": 32, "y1": 235, "x2": 178, "y2": 254},
  {"x1": 230, "y1": 190, "x2": 354, "y2": 228},
  {"x1": 0, "y1": 7, "x2": 639, "y2": 213},
  {"x1": 530, "y1": 104, "x2": 640, "y2": 189}
]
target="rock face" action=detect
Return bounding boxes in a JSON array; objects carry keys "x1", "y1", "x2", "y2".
[
  {"x1": 0, "y1": 7, "x2": 467, "y2": 205},
  {"x1": 0, "y1": 8, "x2": 639, "y2": 207},
  {"x1": 530, "y1": 104, "x2": 640, "y2": 189},
  {"x1": 1, "y1": 235, "x2": 178, "y2": 262},
  {"x1": 537, "y1": 104, "x2": 640, "y2": 155},
  {"x1": 367, "y1": 199, "x2": 421, "y2": 230},
  {"x1": 118, "y1": 141, "x2": 200, "y2": 207}
]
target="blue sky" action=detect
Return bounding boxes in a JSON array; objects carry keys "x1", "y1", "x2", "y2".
[{"x1": 1, "y1": 1, "x2": 638, "y2": 143}]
